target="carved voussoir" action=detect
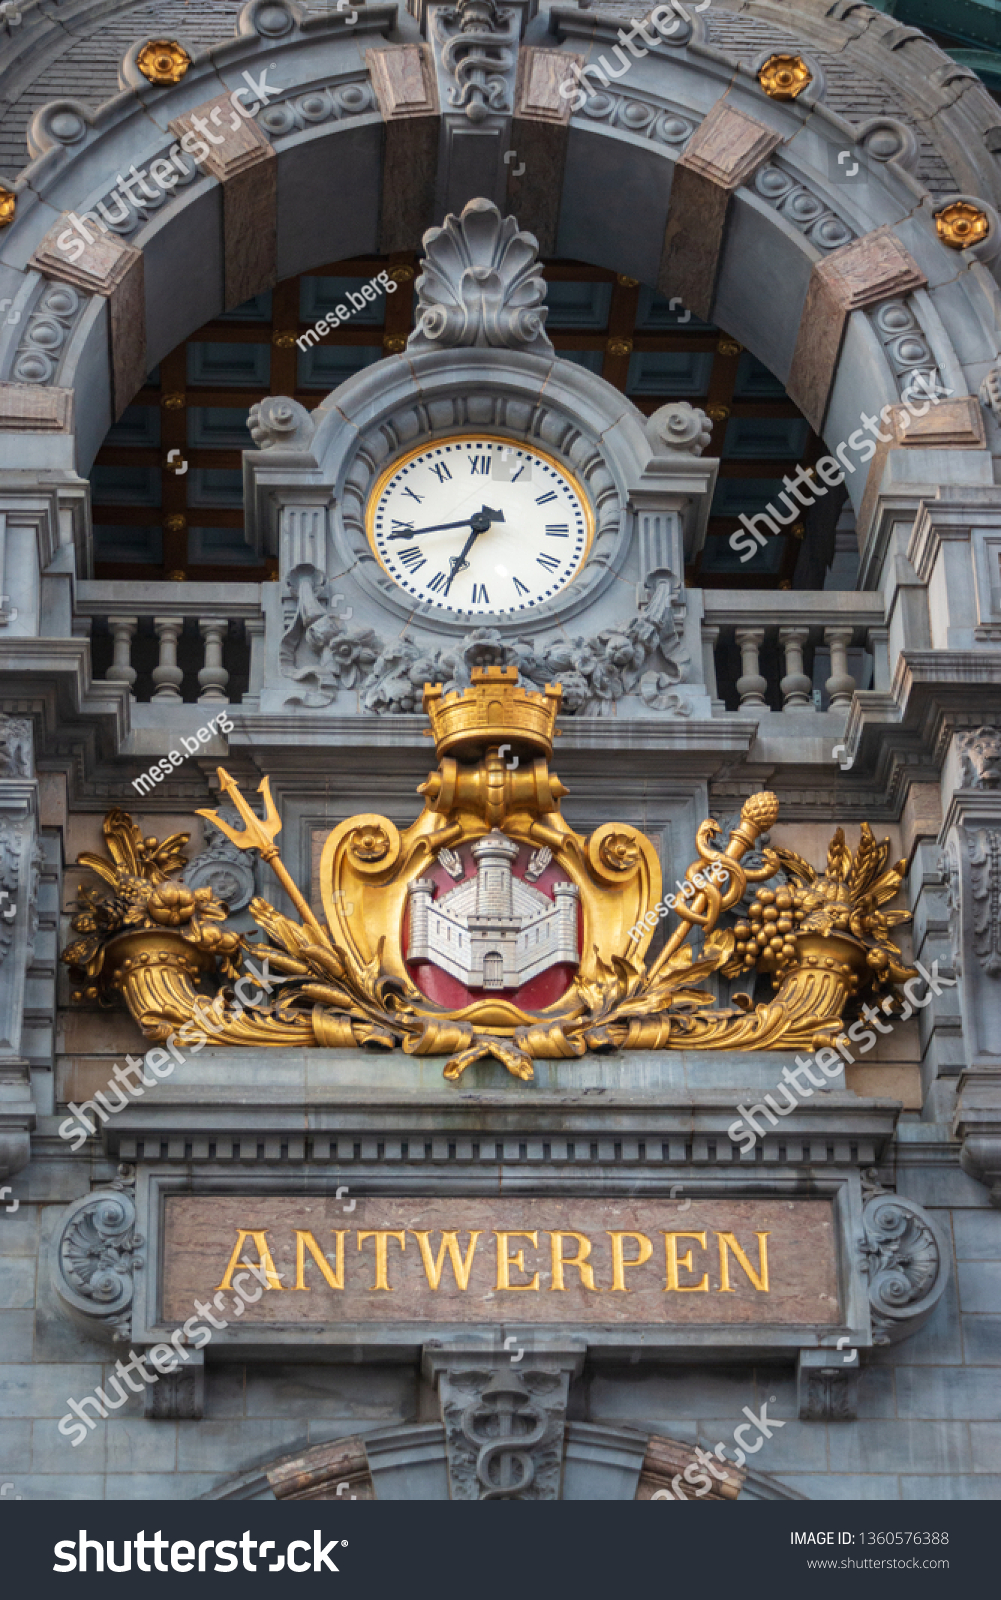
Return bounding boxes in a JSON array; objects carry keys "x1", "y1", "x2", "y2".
[
  {"x1": 428, "y1": 1347, "x2": 578, "y2": 1500},
  {"x1": 30, "y1": 224, "x2": 145, "y2": 415},
  {"x1": 368, "y1": 45, "x2": 440, "y2": 251},
  {"x1": 0, "y1": 383, "x2": 74, "y2": 434},
  {"x1": 658, "y1": 103, "x2": 782, "y2": 321},
  {"x1": 787, "y1": 226, "x2": 926, "y2": 429}
]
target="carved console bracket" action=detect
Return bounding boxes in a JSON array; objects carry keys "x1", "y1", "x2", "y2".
[
  {"x1": 858, "y1": 1175, "x2": 949, "y2": 1343},
  {"x1": 53, "y1": 1167, "x2": 142, "y2": 1343},
  {"x1": 423, "y1": 1337, "x2": 584, "y2": 1499},
  {"x1": 954, "y1": 1072, "x2": 1001, "y2": 1206},
  {"x1": 143, "y1": 1348, "x2": 204, "y2": 1419},
  {"x1": 797, "y1": 1347, "x2": 860, "y2": 1421}
]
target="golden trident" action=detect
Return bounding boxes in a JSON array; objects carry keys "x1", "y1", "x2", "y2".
[{"x1": 197, "y1": 767, "x2": 329, "y2": 940}]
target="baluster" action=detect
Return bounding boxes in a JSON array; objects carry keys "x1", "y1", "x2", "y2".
[
  {"x1": 867, "y1": 626, "x2": 890, "y2": 693},
  {"x1": 734, "y1": 627, "x2": 767, "y2": 710},
  {"x1": 105, "y1": 615, "x2": 137, "y2": 694},
  {"x1": 824, "y1": 626, "x2": 856, "y2": 710},
  {"x1": 152, "y1": 617, "x2": 184, "y2": 703},
  {"x1": 701, "y1": 624, "x2": 721, "y2": 708},
  {"x1": 779, "y1": 626, "x2": 812, "y2": 710},
  {"x1": 198, "y1": 618, "x2": 229, "y2": 704}
]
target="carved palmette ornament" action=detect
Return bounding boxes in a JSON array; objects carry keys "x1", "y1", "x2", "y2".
[
  {"x1": 859, "y1": 1181, "x2": 949, "y2": 1345},
  {"x1": 407, "y1": 198, "x2": 553, "y2": 355},
  {"x1": 53, "y1": 1168, "x2": 142, "y2": 1342}
]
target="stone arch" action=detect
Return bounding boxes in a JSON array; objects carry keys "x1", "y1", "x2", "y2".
[
  {"x1": 202, "y1": 1421, "x2": 808, "y2": 1500},
  {"x1": 1, "y1": 0, "x2": 999, "y2": 582}
]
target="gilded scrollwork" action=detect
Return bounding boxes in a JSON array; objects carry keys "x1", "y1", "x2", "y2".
[{"x1": 62, "y1": 668, "x2": 917, "y2": 1082}]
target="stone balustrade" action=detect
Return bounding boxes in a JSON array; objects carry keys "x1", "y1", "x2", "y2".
[
  {"x1": 74, "y1": 582, "x2": 263, "y2": 705},
  {"x1": 701, "y1": 591, "x2": 886, "y2": 714}
]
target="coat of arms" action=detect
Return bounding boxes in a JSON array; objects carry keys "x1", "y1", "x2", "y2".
[{"x1": 63, "y1": 668, "x2": 916, "y2": 1080}]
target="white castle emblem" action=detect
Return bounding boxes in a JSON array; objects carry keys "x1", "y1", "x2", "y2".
[{"x1": 407, "y1": 830, "x2": 579, "y2": 991}]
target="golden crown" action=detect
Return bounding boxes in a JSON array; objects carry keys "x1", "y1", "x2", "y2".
[{"x1": 423, "y1": 666, "x2": 563, "y2": 759}]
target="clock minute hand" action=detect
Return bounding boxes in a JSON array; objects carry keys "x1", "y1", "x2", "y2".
[
  {"x1": 387, "y1": 516, "x2": 477, "y2": 541},
  {"x1": 442, "y1": 506, "x2": 506, "y2": 596}
]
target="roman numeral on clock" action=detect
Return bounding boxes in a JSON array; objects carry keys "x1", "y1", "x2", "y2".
[
  {"x1": 545, "y1": 524, "x2": 569, "y2": 536},
  {"x1": 468, "y1": 456, "x2": 490, "y2": 475},
  {"x1": 535, "y1": 490, "x2": 558, "y2": 505},
  {"x1": 513, "y1": 576, "x2": 529, "y2": 596},
  {"x1": 391, "y1": 519, "x2": 414, "y2": 533},
  {"x1": 471, "y1": 583, "x2": 489, "y2": 604},
  {"x1": 537, "y1": 551, "x2": 561, "y2": 573},
  {"x1": 401, "y1": 485, "x2": 424, "y2": 503},
  {"x1": 430, "y1": 462, "x2": 452, "y2": 484},
  {"x1": 398, "y1": 545, "x2": 426, "y2": 572},
  {"x1": 427, "y1": 571, "x2": 448, "y2": 593}
]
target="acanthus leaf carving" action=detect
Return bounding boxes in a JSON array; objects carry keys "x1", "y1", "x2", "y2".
[
  {"x1": 281, "y1": 572, "x2": 382, "y2": 708},
  {"x1": 407, "y1": 199, "x2": 553, "y2": 356}
]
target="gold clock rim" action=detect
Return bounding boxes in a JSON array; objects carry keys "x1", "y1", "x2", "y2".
[{"x1": 364, "y1": 431, "x2": 596, "y2": 607}]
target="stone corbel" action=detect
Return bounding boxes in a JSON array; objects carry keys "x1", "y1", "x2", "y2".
[
  {"x1": 797, "y1": 1347, "x2": 860, "y2": 1420},
  {"x1": 954, "y1": 1079, "x2": 1001, "y2": 1205},
  {"x1": 858, "y1": 1174, "x2": 949, "y2": 1342},
  {"x1": 423, "y1": 1337, "x2": 584, "y2": 1499},
  {"x1": 143, "y1": 1348, "x2": 204, "y2": 1420},
  {"x1": 52, "y1": 1167, "x2": 142, "y2": 1343}
]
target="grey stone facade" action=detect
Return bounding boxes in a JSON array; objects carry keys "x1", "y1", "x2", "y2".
[{"x1": 1, "y1": 0, "x2": 1001, "y2": 1503}]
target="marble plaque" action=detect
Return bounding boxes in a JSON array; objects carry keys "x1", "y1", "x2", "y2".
[{"x1": 162, "y1": 1195, "x2": 839, "y2": 1326}]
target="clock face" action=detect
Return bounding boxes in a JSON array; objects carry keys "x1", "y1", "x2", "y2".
[{"x1": 366, "y1": 434, "x2": 594, "y2": 616}]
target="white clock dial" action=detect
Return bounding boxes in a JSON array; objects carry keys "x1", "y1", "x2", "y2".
[{"x1": 366, "y1": 435, "x2": 593, "y2": 616}]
